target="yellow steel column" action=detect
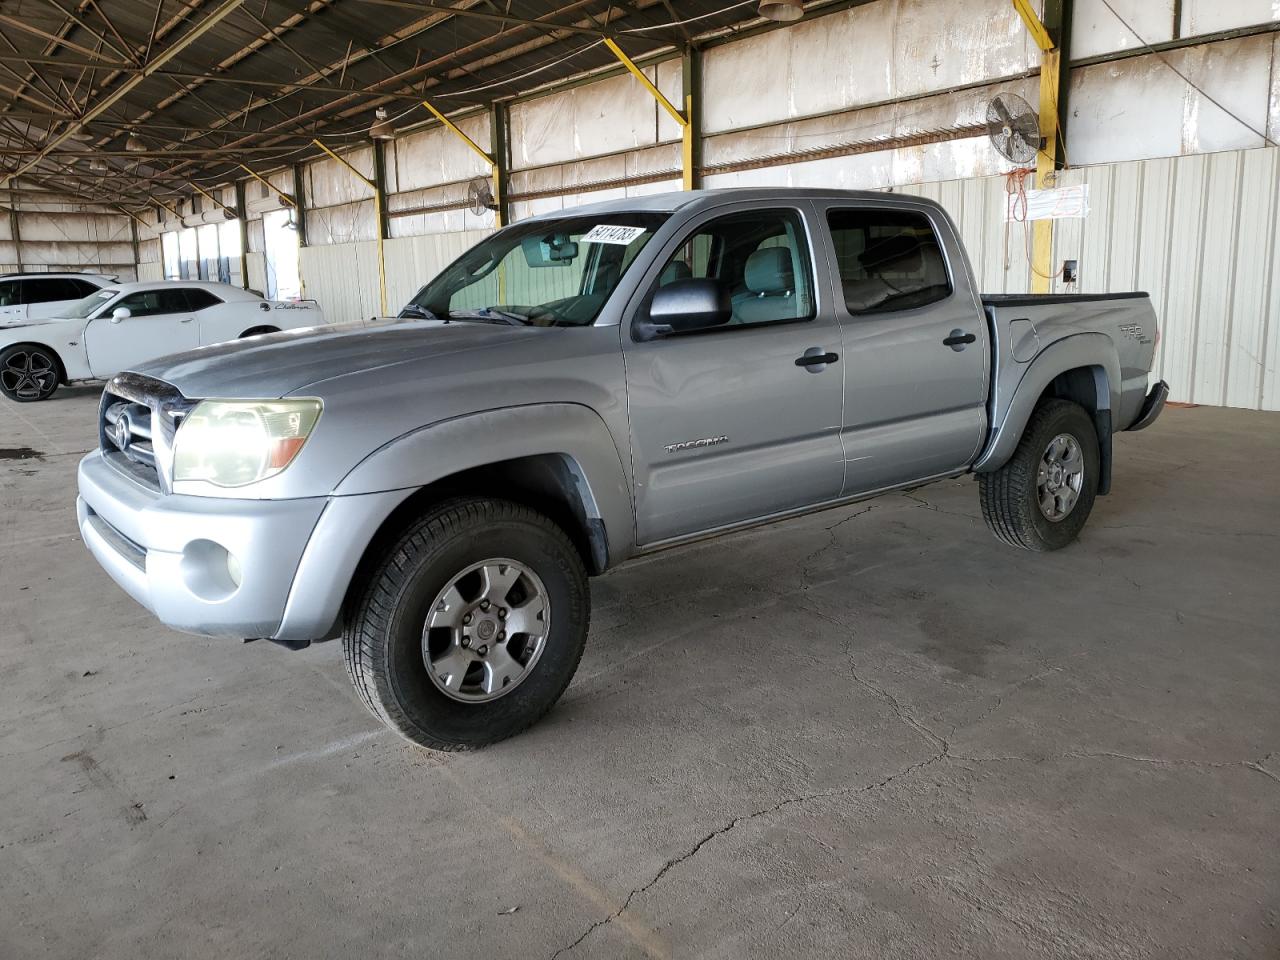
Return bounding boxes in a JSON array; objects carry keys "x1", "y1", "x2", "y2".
[
  {"x1": 238, "y1": 164, "x2": 295, "y2": 206},
  {"x1": 603, "y1": 37, "x2": 693, "y2": 190},
  {"x1": 682, "y1": 94, "x2": 694, "y2": 191},
  {"x1": 311, "y1": 139, "x2": 386, "y2": 316},
  {"x1": 422, "y1": 100, "x2": 503, "y2": 226},
  {"x1": 1012, "y1": 0, "x2": 1069, "y2": 294},
  {"x1": 190, "y1": 182, "x2": 237, "y2": 217},
  {"x1": 1032, "y1": 47, "x2": 1061, "y2": 294},
  {"x1": 1008, "y1": 0, "x2": 1070, "y2": 293}
]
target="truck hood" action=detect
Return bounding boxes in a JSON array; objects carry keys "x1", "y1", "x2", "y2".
[{"x1": 131, "y1": 317, "x2": 548, "y2": 398}]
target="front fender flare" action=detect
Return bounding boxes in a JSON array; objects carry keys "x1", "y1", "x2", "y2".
[
  {"x1": 974, "y1": 333, "x2": 1119, "y2": 474},
  {"x1": 333, "y1": 402, "x2": 635, "y2": 566}
]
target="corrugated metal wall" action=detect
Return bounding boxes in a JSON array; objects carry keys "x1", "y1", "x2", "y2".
[
  {"x1": 299, "y1": 229, "x2": 492, "y2": 323},
  {"x1": 901, "y1": 146, "x2": 1280, "y2": 410},
  {"x1": 121, "y1": 0, "x2": 1280, "y2": 410},
  {"x1": 1, "y1": 203, "x2": 136, "y2": 277},
  {"x1": 1055, "y1": 148, "x2": 1280, "y2": 410}
]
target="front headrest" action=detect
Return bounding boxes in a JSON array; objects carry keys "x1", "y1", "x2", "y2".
[
  {"x1": 859, "y1": 234, "x2": 924, "y2": 273},
  {"x1": 745, "y1": 247, "x2": 794, "y2": 294},
  {"x1": 659, "y1": 260, "x2": 693, "y2": 286}
]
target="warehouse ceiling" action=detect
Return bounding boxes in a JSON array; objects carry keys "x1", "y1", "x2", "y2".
[{"x1": 0, "y1": 0, "x2": 808, "y2": 211}]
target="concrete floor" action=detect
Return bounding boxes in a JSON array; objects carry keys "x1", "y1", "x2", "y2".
[{"x1": 1, "y1": 386, "x2": 1277, "y2": 960}]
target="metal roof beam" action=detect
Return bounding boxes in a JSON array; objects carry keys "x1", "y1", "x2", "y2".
[
  {"x1": 0, "y1": 53, "x2": 435, "y2": 101},
  {"x1": 354, "y1": 0, "x2": 618, "y2": 38},
  {"x1": 3, "y1": 0, "x2": 249, "y2": 188}
]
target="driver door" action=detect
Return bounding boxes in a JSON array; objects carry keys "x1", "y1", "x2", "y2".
[
  {"x1": 622, "y1": 203, "x2": 846, "y2": 545},
  {"x1": 84, "y1": 287, "x2": 199, "y2": 377}
]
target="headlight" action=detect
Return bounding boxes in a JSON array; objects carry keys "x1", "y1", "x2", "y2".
[{"x1": 172, "y1": 399, "x2": 322, "y2": 487}]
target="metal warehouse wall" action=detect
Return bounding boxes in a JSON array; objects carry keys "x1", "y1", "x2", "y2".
[
  {"x1": 130, "y1": 0, "x2": 1280, "y2": 410},
  {"x1": 1, "y1": 200, "x2": 136, "y2": 279},
  {"x1": 900, "y1": 146, "x2": 1280, "y2": 410}
]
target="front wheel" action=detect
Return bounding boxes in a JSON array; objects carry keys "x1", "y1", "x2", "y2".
[
  {"x1": 979, "y1": 398, "x2": 1099, "y2": 551},
  {"x1": 343, "y1": 498, "x2": 589, "y2": 750},
  {"x1": 0, "y1": 344, "x2": 60, "y2": 402}
]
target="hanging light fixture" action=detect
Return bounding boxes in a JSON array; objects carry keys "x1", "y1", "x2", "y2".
[
  {"x1": 759, "y1": 0, "x2": 803, "y2": 22},
  {"x1": 369, "y1": 107, "x2": 395, "y2": 141},
  {"x1": 125, "y1": 134, "x2": 147, "y2": 152},
  {"x1": 88, "y1": 157, "x2": 108, "y2": 172}
]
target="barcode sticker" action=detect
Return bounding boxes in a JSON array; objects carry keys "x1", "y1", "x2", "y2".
[{"x1": 581, "y1": 224, "x2": 647, "y2": 245}]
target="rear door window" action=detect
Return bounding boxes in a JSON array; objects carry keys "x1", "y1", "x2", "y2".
[
  {"x1": 21, "y1": 277, "x2": 83, "y2": 304},
  {"x1": 67, "y1": 279, "x2": 102, "y2": 297},
  {"x1": 826, "y1": 209, "x2": 951, "y2": 315},
  {"x1": 182, "y1": 288, "x2": 224, "y2": 311}
]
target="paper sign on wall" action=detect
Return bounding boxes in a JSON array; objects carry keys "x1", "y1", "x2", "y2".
[
  {"x1": 1005, "y1": 184, "x2": 1090, "y2": 222},
  {"x1": 582, "y1": 224, "x2": 647, "y2": 245}
]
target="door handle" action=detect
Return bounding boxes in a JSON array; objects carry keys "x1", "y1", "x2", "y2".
[
  {"x1": 943, "y1": 329, "x2": 977, "y2": 351},
  {"x1": 179, "y1": 317, "x2": 194, "y2": 323},
  {"x1": 795, "y1": 348, "x2": 839, "y2": 371}
]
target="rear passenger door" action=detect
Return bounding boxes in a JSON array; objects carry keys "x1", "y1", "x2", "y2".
[
  {"x1": 83, "y1": 287, "x2": 199, "y2": 377},
  {"x1": 182, "y1": 288, "x2": 236, "y2": 344},
  {"x1": 622, "y1": 203, "x2": 846, "y2": 544},
  {"x1": 818, "y1": 202, "x2": 988, "y2": 494},
  {"x1": 20, "y1": 277, "x2": 89, "y2": 320}
]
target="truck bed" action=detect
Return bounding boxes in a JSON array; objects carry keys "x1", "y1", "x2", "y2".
[{"x1": 981, "y1": 290, "x2": 1158, "y2": 437}]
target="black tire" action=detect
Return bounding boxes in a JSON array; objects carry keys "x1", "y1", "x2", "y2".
[
  {"x1": 979, "y1": 398, "x2": 1099, "y2": 551},
  {"x1": 0, "y1": 344, "x2": 60, "y2": 402},
  {"x1": 343, "y1": 497, "x2": 589, "y2": 751},
  {"x1": 239, "y1": 325, "x2": 280, "y2": 338}
]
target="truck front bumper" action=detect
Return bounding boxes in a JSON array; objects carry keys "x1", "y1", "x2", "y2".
[
  {"x1": 77, "y1": 450, "x2": 406, "y2": 641},
  {"x1": 1126, "y1": 380, "x2": 1169, "y2": 432}
]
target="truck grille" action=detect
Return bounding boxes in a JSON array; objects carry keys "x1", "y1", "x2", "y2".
[{"x1": 98, "y1": 373, "x2": 198, "y2": 492}]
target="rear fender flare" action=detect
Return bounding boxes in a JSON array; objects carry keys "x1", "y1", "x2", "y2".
[
  {"x1": 333, "y1": 402, "x2": 635, "y2": 566},
  {"x1": 975, "y1": 333, "x2": 1119, "y2": 473}
]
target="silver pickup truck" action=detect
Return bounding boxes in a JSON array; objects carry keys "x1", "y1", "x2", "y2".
[{"x1": 77, "y1": 188, "x2": 1168, "y2": 750}]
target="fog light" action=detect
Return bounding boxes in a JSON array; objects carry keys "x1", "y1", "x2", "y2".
[
  {"x1": 180, "y1": 539, "x2": 241, "y2": 602},
  {"x1": 226, "y1": 551, "x2": 242, "y2": 588}
]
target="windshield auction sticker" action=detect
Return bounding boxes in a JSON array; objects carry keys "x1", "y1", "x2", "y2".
[{"x1": 582, "y1": 224, "x2": 647, "y2": 245}]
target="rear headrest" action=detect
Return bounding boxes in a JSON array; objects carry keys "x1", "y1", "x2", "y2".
[
  {"x1": 859, "y1": 234, "x2": 924, "y2": 273},
  {"x1": 659, "y1": 260, "x2": 693, "y2": 286},
  {"x1": 745, "y1": 247, "x2": 794, "y2": 294}
]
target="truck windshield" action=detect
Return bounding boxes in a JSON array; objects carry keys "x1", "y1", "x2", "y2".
[
  {"x1": 62, "y1": 288, "x2": 118, "y2": 319},
  {"x1": 402, "y1": 212, "x2": 669, "y2": 327}
]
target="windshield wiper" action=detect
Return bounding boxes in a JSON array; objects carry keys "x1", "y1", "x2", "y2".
[
  {"x1": 397, "y1": 303, "x2": 439, "y2": 320},
  {"x1": 446, "y1": 307, "x2": 529, "y2": 326}
]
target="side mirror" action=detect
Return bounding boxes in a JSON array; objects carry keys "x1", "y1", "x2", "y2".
[
  {"x1": 635, "y1": 278, "x2": 732, "y2": 341},
  {"x1": 111, "y1": 306, "x2": 131, "y2": 322}
]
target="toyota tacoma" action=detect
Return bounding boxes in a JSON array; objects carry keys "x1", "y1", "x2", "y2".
[{"x1": 76, "y1": 189, "x2": 1168, "y2": 750}]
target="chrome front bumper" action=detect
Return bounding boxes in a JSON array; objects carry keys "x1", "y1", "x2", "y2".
[{"x1": 77, "y1": 450, "x2": 406, "y2": 640}]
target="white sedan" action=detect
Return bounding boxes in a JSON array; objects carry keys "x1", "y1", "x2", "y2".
[{"x1": 0, "y1": 281, "x2": 325, "y2": 402}]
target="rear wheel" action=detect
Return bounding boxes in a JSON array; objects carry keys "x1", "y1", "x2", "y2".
[
  {"x1": 0, "y1": 345, "x2": 60, "y2": 402},
  {"x1": 343, "y1": 497, "x2": 589, "y2": 751},
  {"x1": 979, "y1": 398, "x2": 1099, "y2": 551}
]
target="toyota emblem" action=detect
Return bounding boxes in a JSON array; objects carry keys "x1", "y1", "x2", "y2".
[{"x1": 114, "y1": 414, "x2": 132, "y2": 450}]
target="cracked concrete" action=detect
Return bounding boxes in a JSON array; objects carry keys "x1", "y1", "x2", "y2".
[{"x1": 1, "y1": 391, "x2": 1278, "y2": 960}]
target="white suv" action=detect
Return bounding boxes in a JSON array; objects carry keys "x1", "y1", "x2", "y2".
[{"x1": 0, "y1": 273, "x2": 117, "y2": 324}]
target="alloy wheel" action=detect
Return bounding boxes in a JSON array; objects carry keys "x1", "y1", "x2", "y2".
[{"x1": 422, "y1": 558, "x2": 550, "y2": 703}]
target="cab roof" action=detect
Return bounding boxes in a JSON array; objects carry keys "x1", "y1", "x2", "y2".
[
  {"x1": 91, "y1": 280, "x2": 263, "y2": 301},
  {"x1": 522, "y1": 186, "x2": 939, "y2": 223}
]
